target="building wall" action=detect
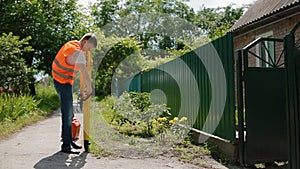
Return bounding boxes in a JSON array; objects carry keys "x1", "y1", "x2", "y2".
[{"x1": 233, "y1": 14, "x2": 300, "y2": 67}]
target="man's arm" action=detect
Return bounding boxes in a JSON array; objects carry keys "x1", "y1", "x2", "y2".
[{"x1": 67, "y1": 50, "x2": 92, "y2": 100}]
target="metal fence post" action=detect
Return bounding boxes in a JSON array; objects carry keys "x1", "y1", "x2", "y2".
[
  {"x1": 285, "y1": 32, "x2": 300, "y2": 169},
  {"x1": 236, "y1": 50, "x2": 245, "y2": 166}
]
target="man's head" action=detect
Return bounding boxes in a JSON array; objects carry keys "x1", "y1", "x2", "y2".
[{"x1": 80, "y1": 33, "x2": 98, "y2": 51}]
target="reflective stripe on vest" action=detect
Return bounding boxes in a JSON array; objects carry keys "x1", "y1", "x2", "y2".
[
  {"x1": 52, "y1": 69, "x2": 75, "y2": 80},
  {"x1": 53, "y1": 58, "x2": 79, "y2": 75}
]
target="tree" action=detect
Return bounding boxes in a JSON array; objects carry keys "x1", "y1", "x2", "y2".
[
  {"x1": 193, "y1": 5, "x2": 244, "y2": 40},
  {"x1": 94, "y1": 37, "x2": 142, "y2": 98},
  {"x1": 90, "y1": 0, "x2": 205, "y2": 98},
  {"x1": 91, "y1": 0, "x2": 198, "y2": 54},
  {"x1": 0, "y1": 0, "x2": 90, "y2": 94},
  {"x1": 90, "y1": 1, "x2": 244, "y2": 98},
  {"x1": 91, "y1": 0, "x2": 120, "y2": 28},
  {"x1": 0, "y1": 33, "x2": 34, "y2": 94}
]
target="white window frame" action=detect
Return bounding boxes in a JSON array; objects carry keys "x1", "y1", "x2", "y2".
[{"x1": 255, "y1": 31, "x2": 274, "y2": 67}]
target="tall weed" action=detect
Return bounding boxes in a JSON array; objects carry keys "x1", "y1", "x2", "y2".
[
  {"x1": 102, "y1": 92, "x2": 172, "y2": 137},
  {"x1": 0, "y1": 94, "x2": 39, "y2": 121},
  {"x1": 35, "y1": 81, "x2": 59, "y2": 113},
  {"x1": 0, "y1": 80, "x2": 60, "y2": 140}
]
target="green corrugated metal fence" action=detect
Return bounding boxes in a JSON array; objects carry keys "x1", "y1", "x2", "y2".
[{"x1": 127, "y1": 33, "x2": 235, "y2": 141}]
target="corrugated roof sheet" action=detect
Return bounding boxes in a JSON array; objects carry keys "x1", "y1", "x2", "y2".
[{"x1": 230, "y1": 0, "x2": 300, "y2": 31}]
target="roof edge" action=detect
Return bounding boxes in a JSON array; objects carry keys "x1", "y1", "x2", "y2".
[{"x1": 230, "y1": 1, "x2": 300, "y2": 32}]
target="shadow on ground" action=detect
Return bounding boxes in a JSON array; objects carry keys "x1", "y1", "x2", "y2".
[{"x1": 34, "y1": 151, "x2": 88, "y2": 169}]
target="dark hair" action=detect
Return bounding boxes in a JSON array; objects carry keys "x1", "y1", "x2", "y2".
[{"x1": 81, "y1": 33, "x2": 97, "y2": 47}]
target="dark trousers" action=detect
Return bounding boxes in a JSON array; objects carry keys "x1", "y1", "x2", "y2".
[{"x1": 53, "y1": 79, "x2": 73, "y2": 149}]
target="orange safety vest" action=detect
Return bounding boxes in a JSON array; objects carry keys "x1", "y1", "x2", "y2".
[{"x1": 52, "y1": 40, "x2": 82, "y2": 85}]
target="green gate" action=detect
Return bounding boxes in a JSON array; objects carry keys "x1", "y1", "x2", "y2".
[
  {"x1": 285, "y1": 20, "x2": 300, "y2": 169},
  {"x1": 237, "y1": 37, "x2": 288, "y2": 165}
]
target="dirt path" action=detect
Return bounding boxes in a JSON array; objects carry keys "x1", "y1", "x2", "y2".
[{"x1": 0, "y1": 110, "x2": 229, "y2": 169}]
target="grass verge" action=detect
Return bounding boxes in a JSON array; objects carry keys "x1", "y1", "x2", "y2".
[
  {"x1": 0, "y1": 81, "x2": 59, "y2": 141},
  {"x1": 0, "y1": 111, "x2": 45, "y2": 140}
]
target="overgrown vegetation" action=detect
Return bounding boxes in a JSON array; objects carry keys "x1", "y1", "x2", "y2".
[
  {"x1": 0, "y1": 94, "x2": 40, "y2": 122},
  {"x1": 35, "y1": 80, "x2": 60, "y2": 113},
  {"x1": 90, "y1": 92, "x2": 231, "y2": 168},
  {"x1": 0, "y1": 80, "x2": 59, "y2": 140},
  {"x1": 102, "y1": 92, "x2": 177, "y2": 137}
]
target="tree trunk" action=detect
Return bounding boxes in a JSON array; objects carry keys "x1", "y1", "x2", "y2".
[{"x1": 29, "y1": 83, "x2": 36, "y2": 95}]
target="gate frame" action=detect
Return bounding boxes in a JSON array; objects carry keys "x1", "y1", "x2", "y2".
[{"x1": 237, "y1": 37, "x2": 286, "y2": 166}]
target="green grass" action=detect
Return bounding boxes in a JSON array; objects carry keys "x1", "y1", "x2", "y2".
[
  {"x1": 0, "y1": 111, "x2": 45, "y2": 140},
  {"x1": 0, "y1": 81, "x2": 59, "y2": 140},
  {"x1": 0, "y1": 94, "x2": 40, "y2": 121},
  {"x1": 35, "y1": 82, "x2": 60, "y2": 113}
]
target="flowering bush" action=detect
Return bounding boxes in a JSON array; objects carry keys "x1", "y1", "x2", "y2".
[{"x1": 102, "y1": 92, "x2": 189, "y2": 138}]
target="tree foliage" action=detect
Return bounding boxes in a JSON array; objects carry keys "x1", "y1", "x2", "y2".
[
  {"x1": 90, "y1": 0, "x2": 246, "y2": 98},
  {"x1": 95, "y1": 37, "x2": 142, "y2": 98},
  {"x1": 194, "y1": 5, "x2": 244, "y2": 40},
  {"x1": 91, "y1": 0, "x2": 198, "y2": 55},
  {"x1": 0, "y1": 33, "x2": 34, "y2": 94},
  {"x1": 0, "y1": 0, "x2": 89, "y2": 94}
]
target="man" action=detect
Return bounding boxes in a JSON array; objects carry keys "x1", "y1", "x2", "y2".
[{"x1": 52, "y1": 33, "x2": 97, "y2": 154}]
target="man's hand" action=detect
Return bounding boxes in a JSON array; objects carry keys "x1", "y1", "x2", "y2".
[
  {"x1": 82, "y1": 86, "x2": 92, "y2": 101},
  {"x1": 78, "y1": 63, "x2": 93, "y2": 101}
]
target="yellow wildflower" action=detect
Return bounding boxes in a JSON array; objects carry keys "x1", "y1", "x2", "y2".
[
  {"x1": 169, "y1": 120, "x2": 174, "y2": 124},
  {"x1": 173, "y1": 117, "x2": 178, "y2": 122},
  {"x1": 180, "y1": 117, "x2": 187, "y2": 122},
  {"x1": 157, "y1": 117, "x2": 167, "y2": 122}
]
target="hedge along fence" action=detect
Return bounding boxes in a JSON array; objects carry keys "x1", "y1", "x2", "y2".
[{"x1": 118, "y1": 33, "x2": 235, "y2": 142}]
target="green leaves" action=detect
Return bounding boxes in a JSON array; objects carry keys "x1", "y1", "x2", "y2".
[
  {"x1": 114, "y1": 92, "x2": 170, "y2": 123},
  {"x1": 95, "y1": 37, "x2": 142, "y2": 98},
  {"x1": 0, "y1": 33, "x2": 34, "y2": 94},
  {"x1": 0, "y1": 0, "x2": 89, "y2": 76},
  {"x1": 194, "y1": 5, "x2": 244, "y2": 40},
  {"x1": 0, "y1": 94, "x2": 40, "y2": 122},
  {"x1": 101, "y1": 91, "x2": 171, "y2": 137}
]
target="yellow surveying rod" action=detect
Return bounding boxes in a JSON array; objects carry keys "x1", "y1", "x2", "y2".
[{"x1": 80, "y1": 50, "x2": 92, "y2": 152}]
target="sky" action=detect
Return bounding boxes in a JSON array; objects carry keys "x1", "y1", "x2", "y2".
[
  {"x1": 187, "y1": 0, "x2": 255, "y2": 9},
  {"x1": 78, "y1": 0, "x2": 256, "y2": 11}
]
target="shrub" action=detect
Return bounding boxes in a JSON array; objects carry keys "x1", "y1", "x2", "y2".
[
  {"x1": 95, "y1": 38, "x2": 143, "y2": 99},
  {"x1": 114, "y1": 92, "x2": 170, "y2": 123},
  {"x1": 35, "y1": 79, "x2": 59, "y2": 113},
  {"x1": 100, "y1": 92, "x2": 189, "y2": 138},
  {"x1": 0, "y1": 32, "x2": 34, "y2": 94},
  {"x1": 101, "y1": 92, "x2": 172, "y2": 137}
]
